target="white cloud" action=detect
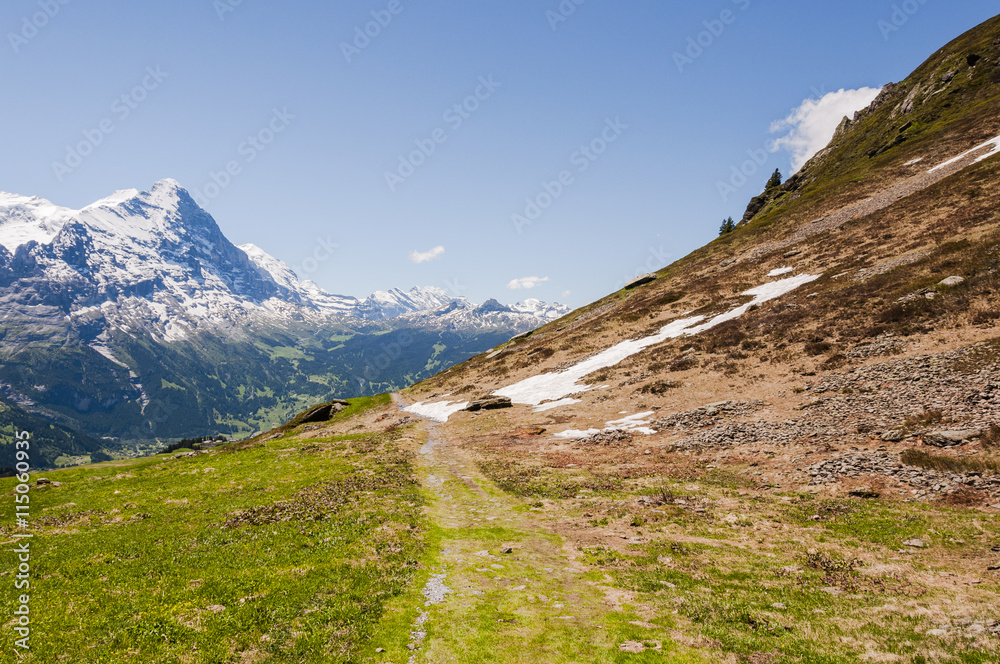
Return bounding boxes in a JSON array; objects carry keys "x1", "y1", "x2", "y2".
[
  {"x1": 561, "y1": 290, "x2": 571, "y2": 298},
  {"x1": 771, "y1": 87, "x2": 882, "y2": 172},
  {"x1": 409, "y1": 245, "x2": 445, "y2": 264},
  {"x1": 507, "y1": 276, "x2": 549, "y2": 290}
]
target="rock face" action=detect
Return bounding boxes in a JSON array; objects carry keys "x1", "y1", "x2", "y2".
[{"x1": 464, "y1": 397, "x2": 513, "y2": 412}]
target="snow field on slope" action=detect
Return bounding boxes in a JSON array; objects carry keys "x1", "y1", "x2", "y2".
[
  {"x1": 403, "y1": 273, "x2": 819, "y2": 423},
  {"x1": 494, "y1": 273, "x2": 820, "y2": 408}
]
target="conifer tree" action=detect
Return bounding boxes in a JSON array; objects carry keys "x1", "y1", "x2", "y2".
[{"x1": 765, "y1": 168, "x2": 782, "y2": 190}]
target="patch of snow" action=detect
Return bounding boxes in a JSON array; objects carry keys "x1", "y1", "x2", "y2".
[
  {"x1": 767, "y1": 267, "x2": 794, "y2": 277},
  {"x1": 0, "y1": 192, "x2": 77, "y2": 251},
  {"x1": 553, "y1": 428, "x2": 603, "y2": 440},
  {"x1": 903, "y1": 157, "x2": 923, "y2": 166},
  {"x1": 83, "y1": 188, "x2": 140, "y2": 209},
  {"x1": 606, "y1": 411, "x2": 655, "y2": 430},
  {"x1": 929, "y1": 134, "x2": 1000, "y2": 173},
  {"x1": 89, "y1": 343, "x2": 128, "y2": 368},
  {"x1": 494, "y1": 274, "x2": 820, "y2": 408},
  {"x1": 554, "y1": 412, "x2": 658, "y2": 439},
  {"x1": 404, "y1": 400, "x2": 469, "y2": 423}
]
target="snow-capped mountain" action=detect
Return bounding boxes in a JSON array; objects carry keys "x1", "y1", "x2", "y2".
[
  {"x1": 0, "y1": 179, "x2": 568, "y2": 446},
  {"x1": 0, "y1": 179, "x2": 566, "y2": 338},
  {"x1": 511, "y1": 298, "x2": 571, "y2": 321}
]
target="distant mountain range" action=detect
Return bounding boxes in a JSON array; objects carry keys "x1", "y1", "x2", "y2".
[{"x1": 0, "y1": 180, "x2": 568, "y2": 463}]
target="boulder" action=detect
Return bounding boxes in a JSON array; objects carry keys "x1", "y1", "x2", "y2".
[
  {"x1": 464, "y1": 396, "x2": 513, "y2": 412},
  {"x1": 938, "y1": 276, "x2": 965, "y2": 287},
  {"x1": 881, "y1": 430, "x2": 907, "y2": 442},
  {"x1": 924, "y1": 429, "x2": 981, "y2": 447},
  {"x1": 849, "y1": 486, "x2": 881, "y2": 499},
  {"x1": 624, "y1": 273, "x2": 656, "y2": 290},
  {"x1": 299, "y1": 400, "x2": 350, "y2": 424}
]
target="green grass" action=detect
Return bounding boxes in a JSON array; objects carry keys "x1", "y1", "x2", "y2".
[{"x1": 0, "y1": 419, "x2": 425, "y2": 663}]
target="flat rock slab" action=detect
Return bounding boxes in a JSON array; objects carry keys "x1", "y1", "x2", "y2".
[
  {"x1": 924, "y1": 429, "x2": 981, "y2": 447},
  {"x1": 464, "y1": 397, "x2": 513, "y2": 412},
  {"x1": 299, "y1": 400, "x2": 350, "y2": 424},
  {"x1": 624, "y1": 273, "x2": 656, "y2": 290}
]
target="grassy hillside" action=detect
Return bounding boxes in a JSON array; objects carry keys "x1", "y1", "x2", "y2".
[{"x1": 0, "y1": 395, "x2": 435, "y2": 662}]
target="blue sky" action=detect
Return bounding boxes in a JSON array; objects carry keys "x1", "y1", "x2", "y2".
[{"x1": 2, "y1": 1, "x2": 996, "y2": 307}]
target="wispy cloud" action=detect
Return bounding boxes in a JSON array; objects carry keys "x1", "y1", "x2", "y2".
[
  {"x1": 771, "y1": 87, "x2": 882, "y2": 172},
  {"x1": 409, "y1": 245, "x2": 445, "y2": 264},
  {"x1": 508, "y1": 276, "x2": 549, "y2": 290}
]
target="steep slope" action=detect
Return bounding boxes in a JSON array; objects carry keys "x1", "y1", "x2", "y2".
[{"x1": 390, "y1": 15, "x2": 1000, "y2": 663}]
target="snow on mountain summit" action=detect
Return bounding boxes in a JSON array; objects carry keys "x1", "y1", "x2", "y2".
[
  {"x1": 0, "y1": 179, "x2": 567, "y2": 338},
  {"x1": 0, "y1": 191, "x2": 77, "y2": 252}
]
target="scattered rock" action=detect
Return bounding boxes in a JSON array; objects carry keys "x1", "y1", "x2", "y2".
[
  {"x1": 579, "y1": 429, "x2": 633, "y2": 446},
  {"x1": 35, "y1": 478, "x2": 52, "y2": 486},
  {"x1": 938, "y1": 276, "x2": 965, "y2": 287},
  {"x1": 464, "y1": 396, "x2": 513, "y2": 412},
  {"x1": 619, "y1": 641, "x2": 646, "y2": 653},
  {"x1": 206, "y1": 605, "x2": 226, "y2": 613},
  {"x1": 783, "y1": 249, "x2": 802, "y2": 258},
  {"x1": 926, "y1": 628, "x2": 949, "y2": 637},
  {"x1": 903, "y1": 539, "x2": 927, "y2": 549},
  {"x1": 881, "y1": 430, "x2": 907, "y2": 442},
  {"x1": 772, "y1": 602, "x2": 787, "y2": 609}
]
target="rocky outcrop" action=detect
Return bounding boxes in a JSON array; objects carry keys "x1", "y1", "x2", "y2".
[
  {"x1": 464, "y1": 396, "x2": 513, "y2": 412},
  {"x1": 299, "y1": 400, "x2": 350, "y2": 424}
]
